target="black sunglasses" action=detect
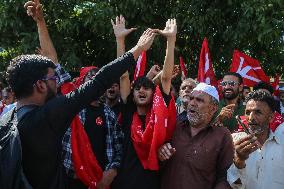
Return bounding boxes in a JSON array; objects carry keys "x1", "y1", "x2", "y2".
[{"x1": 220, "y1": 80, "x2": 239, "y2": 87}]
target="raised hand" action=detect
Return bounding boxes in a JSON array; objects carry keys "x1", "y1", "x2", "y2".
[
  {"x1": 217, "y1": 104, "x2": 235, "y2": 122},
  {"x1": 111, "y1": 15, "x2": 136, "y2": 40},
  {"x1": 172, "y1": 65, "x2": 180, "y2": 79},
  {"x1": 136, "y1": 28, "x2": 157, "y2": 51},
  {"x1": 24, "y1": 0, "x2": 44, "y2": 22},
  {"x1": 130, "y1": 28, "x2": 157, "y2": 60},
  {"x1": 157, "y1": 18, "x2": 177, "y2": 39},
  {"x1": 146, "y1": 65, "x2": 161, "y2": 80},
  {"x1": 233, "y1": 134, "x2": 258, "y2": 168}
]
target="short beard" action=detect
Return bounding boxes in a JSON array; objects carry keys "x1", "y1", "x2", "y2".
[
  {"x1": 45, "y1": 85, "x2": 56, "y2": 102},
  {"x1": 187, "y1": 112, "x2": 201, "y2": 126}
]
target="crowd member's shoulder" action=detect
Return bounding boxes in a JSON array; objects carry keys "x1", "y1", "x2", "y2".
[{"x1": 275, "y1": 122, "x2": 284, "y2": 135}]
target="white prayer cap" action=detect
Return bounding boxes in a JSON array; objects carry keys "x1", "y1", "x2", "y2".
[
  {"x1": 192, "y1": 82, "x2": 219, "y2": 102},
  {"x1": 279, "y1": 86, "x2": 284, "y2": 91}
]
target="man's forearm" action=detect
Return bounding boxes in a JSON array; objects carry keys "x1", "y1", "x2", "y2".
[
  {"x1": 116, "y1": 38, "x2": 126, "y2": 58},
  {"x1": 37, "y1": 20, "x2": 58, "y2": 63},
  {"x1": 45, "y1": 52, "x2": 135, "y2": 136}
]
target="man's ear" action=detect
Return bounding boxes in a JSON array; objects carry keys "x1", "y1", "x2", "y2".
[{"x1": 34, "y1": 80, "x2": 47, "y2": 93}]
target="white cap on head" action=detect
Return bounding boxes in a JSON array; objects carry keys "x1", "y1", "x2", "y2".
[
  {"x1": 192, "y1": 82, "x2": 219, "y2": 102},
  {"x1": 279, "y1": 86, "x2": 284, "y2": 91}
]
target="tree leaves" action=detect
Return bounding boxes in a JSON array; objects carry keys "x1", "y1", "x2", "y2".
[{"x1": 0, "y1": 0, "x2": 283, "y2": 80}]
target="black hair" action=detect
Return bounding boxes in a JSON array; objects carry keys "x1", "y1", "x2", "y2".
[
  {"x1": 253, "y1": 81, "x2": 274, "y2": 95},
  {"x1": 6, "y1": 54, "x2": 56, "y2": 99},
  {"x1": 245, "y1": 90, "x2": 276, "y2": 112},
  {"x1": 243, "y1": 86, "x2": 250, "y2": 90},
  {"x1": 223, "y1": 72, "x2": 243, "y2": 84},
  {"x1": 132, "y1": 76, "x2": 155, "y2": 92}
]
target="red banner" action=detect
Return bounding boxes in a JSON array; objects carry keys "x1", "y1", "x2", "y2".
[
  {"x1": 197, "y1": 38, "x2": 217, "y2": 87},
  {"x1": 230, "y1": 50, "x2": 269, "y2": 87},
  {"x1": 134, "y1": 51, "x2": 147, "y2": 81}
]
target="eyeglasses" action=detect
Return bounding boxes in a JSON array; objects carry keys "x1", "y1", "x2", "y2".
[
  {"x1": 41, "y1": 75, "x2": 58, "y2": 82},
  {"x1": 220, "y1": 81, "x2": 239, "y2": 87}
]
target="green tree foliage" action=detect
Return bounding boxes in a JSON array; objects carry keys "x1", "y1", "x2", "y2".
[{"x1": 0, "y1": 0, "x2": 283, "y2": 80}]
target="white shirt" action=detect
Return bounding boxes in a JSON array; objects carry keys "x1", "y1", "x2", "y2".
[
  {"x1": 0, "y1": 102, "x2": 16, "y2": 117},
  {"x1": 280, "y1": 101, "x2": 284, "y2": 116},
  {"x1": 227, "y1": 123, "x2": 284, "y2": 189}
]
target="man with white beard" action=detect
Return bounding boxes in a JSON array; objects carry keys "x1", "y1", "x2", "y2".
[{"x1": 159, "y1": 83, "x2": 234, "y2": 189}]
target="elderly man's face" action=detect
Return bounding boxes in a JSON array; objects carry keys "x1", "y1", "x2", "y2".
[
  {"x1": 245, "y1": 99, "x2": 273, "y2": 135},
  {"x1": 179, "y1": 80, "x2": 196, "y2": 105},
  {"x1": 187, "y1": 90, "x2": 217, "y2": 127}
]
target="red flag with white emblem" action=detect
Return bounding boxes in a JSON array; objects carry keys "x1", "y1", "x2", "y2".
[
  {"x1": 179, "y1": 56, "x2": 187, "y2": 78},
  {"x1": 271, "y1": 75, "x2": 280, "y2": 96},
  {"x1": 133, "y1": 51, "x2": 147, "y2": 81},
  {"x1": 230, "y1": 50, "x2": 269, "y2": 87},
  {"x1": 197, "y1": 38, "x2": 217, "y2": 87}
]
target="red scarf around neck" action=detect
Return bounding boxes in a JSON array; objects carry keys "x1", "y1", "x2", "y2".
[
  {"x1": 131, "y1": 85, "x2": 176, "y2": 170},
  {"x1": 71, "y1": 115, "x2": 103, "y2": 189}
]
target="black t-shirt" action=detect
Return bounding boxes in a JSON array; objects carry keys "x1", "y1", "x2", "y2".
[
  {"x1": 112, "y1": 86, "x2": 171, "y2": 189},
  {"x1": 66, "y1": 104, "x2": 108, "y2": 189}
]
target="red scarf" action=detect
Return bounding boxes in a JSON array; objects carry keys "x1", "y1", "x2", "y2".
[
  {"x1": 238, "y1": 112, "x2": 284, "y2": 133},
  {"x1": 60, "y1": 66, "x2": 104, "y2": 188},
  {"x1": 131, "y1": 85, "x2": 176, "y2": 170},
  {"x1": 71, "y1": 115, "x2": 103, "y2": 189}
]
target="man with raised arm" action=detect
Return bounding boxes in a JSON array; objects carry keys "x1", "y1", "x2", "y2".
[
  {"x1": 2, "y1": 4, "x2": 157, "y2": 186},
  {"x1": 111, "y1": 18, "x2": 177, "y2": 189},
  {"x1": 25, "y1": 0, "x2": 71, "y2": 89}
]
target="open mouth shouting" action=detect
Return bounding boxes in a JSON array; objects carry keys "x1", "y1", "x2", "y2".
[{"x1": 138, "y1": 93, "x2": 147, "y2": 101}]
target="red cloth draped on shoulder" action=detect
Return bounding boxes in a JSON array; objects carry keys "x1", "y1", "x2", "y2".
[
  {"x1": 71, "y1": 116, "x2": 103, "y2": 189},
  {"x1": 131, "y1": 85, "x2": 176, "y2": 170},
  {"x1": 60, "y1": 66, "x2": 103, "y2": 188}
]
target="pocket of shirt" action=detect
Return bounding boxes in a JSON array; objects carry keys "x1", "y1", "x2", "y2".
[{"x1": 185, "y1": 146, "x2": 217, "y2": 172}]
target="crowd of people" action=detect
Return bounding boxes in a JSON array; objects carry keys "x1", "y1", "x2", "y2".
[{"x1": 0, "y1": 1, "x2": 284, "y2": 189}]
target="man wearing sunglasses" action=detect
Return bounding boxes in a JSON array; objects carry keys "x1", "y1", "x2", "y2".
[{"x1": 217, "y1": 72, "x2": 245, "y2": 132}]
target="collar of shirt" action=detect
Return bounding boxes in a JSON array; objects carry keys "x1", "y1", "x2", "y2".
[{"x1": 267, "y1": 122, "x2": 284, "y2": 145}]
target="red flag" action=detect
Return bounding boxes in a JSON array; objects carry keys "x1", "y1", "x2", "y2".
[
  {"x1": 230, "y1": 50, "x2": 269, "y2": 87},
  {"x1": 179, "y1": 56, "x2": 187, "y2": 77},
  {"x1": 197, "y1": 38, "x2": 217, "y2": 86},
  {"x1": 134, "y1": 51, "x2": 147, "y2": 81},
  {"x1": 271, "y1": 75, "x2": 280, "y2": 96}
]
